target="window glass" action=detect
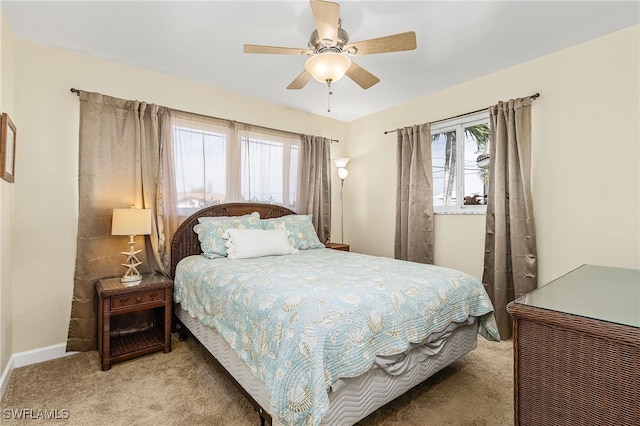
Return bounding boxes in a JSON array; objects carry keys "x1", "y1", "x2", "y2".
[
  {"x1": 463, "y1": 123, "x2": 489, "y2": 206},
  {"x1": 173, "y1": 125, "x2": 227, "y2": 216},
  {"x1": 432, "y1": 130, "x2": 457, "y2": 207},
  {"x1": 241, "y1": 137, "x2": 284, "y2": 204},
  {"x1": 431, "y1": 113, "x2": 489, "y2": 213}
]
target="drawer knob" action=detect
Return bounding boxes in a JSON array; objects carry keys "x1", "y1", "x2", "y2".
[{"x1": 136, "y1": 296, "x2": 143, "y2": 302}]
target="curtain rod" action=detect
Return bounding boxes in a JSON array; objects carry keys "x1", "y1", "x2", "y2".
[
  {"x1": 383, "y1": 92, "x2": 540, "y2": 135},
  {"x1": 69, "y1": 87, "x2": 339, "y2": 143}
]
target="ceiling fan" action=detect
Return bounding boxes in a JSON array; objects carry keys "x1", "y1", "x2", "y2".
[{"x1": 243, "y1": 0, "x2": 417, "y2": 91}]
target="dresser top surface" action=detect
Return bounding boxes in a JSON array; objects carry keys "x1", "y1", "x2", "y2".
[{"x1": 513, "y1": 264, "x2": 640, "y2": 328}]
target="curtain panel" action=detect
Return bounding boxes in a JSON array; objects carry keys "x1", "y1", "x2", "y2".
[
  {"x1": 298, "y1": 135, "x2": 332, "y2": 243},
  {"x1": 67, "y1": 92, "x2": 169, "y2": 352},
  {"x1": 482, "y1": 97, "x2": 538, "y2": 339},
  {"x1": 395, "y1": 124, "x2": 434, "y2": 264}
]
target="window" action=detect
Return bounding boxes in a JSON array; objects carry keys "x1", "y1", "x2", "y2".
[
  {"x1": 171, "y1": 112, "x2": 300, "y2": 217},
  {"x1": 173, "y1": 124, "x2": 228, "y2": 215},
  {"x1": 431, "y1": 112, "x2": 490, "y2": 214},
  {"x1": 240, "y1": 130, "x2": 299, "y2": 208}
]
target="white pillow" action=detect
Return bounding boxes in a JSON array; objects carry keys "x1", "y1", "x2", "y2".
[{"x1": 224, "y1": 228, "x2": 297, "y2": 260}]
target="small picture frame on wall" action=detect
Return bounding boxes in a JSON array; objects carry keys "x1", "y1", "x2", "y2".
[{"x1": 1, "y1": 112, "x2": 16, "y2": 183}]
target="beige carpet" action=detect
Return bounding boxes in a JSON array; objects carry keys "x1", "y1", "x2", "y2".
[{"x1": 1, "y1": 335, "x2": 513, "y2": 425}]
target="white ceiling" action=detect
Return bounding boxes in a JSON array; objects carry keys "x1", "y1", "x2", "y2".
[{"x1": 3, "y1": 1, "x2": 639, "y2": 122}]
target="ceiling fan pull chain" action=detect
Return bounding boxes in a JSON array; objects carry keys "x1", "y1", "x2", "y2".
[{"x1": 327, "y1": 80, "x2": 333, "y2": 112}]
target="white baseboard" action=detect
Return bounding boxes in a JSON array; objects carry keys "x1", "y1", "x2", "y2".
[
  {"x1": 12, "y1": 343, "x2": 76, "y2": 369},
  {"x1": 0, "y1": 343, "x2": 77, "y2": 400},
  {"x1": 0, "y1": 355, "x2": 15, "y2": 400}
]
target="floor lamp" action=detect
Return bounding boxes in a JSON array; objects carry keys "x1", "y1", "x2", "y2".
[{"x1": 333, "y1": 157, "x2": 350, "y2": 243}]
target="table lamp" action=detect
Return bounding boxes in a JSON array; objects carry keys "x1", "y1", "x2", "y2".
[{"x1": 111, "y1": 207, "x2": 152, "y2": 285}]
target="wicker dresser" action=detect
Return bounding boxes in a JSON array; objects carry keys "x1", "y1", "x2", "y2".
[{"x1": 506, "y1": 265, "x2": 639, "y2": 426}]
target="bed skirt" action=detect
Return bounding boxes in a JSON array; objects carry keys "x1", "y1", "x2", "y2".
[{"x1": 175, "y1": 303, "x2": 479, "y2": 426}]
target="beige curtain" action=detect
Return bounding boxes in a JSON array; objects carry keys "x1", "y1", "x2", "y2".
[
  {"x1": 298, "y1": 135, "x2": 331, "y2": 243},
  {"x1": 395, "y1": 124, "x2": 434, "y2": 264},
  {"x1": 66, "y1": 92, "x2": 169, "y2": 352},
  {"x1": 483, "y1": 97, "x2": 538, "y2": 339},
  {"x1": 158, "y1": 110, "x2": 180, "y2": 263}
]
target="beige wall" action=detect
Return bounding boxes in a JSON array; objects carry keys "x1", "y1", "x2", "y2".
[
  {"x1": 11, "y1": 40, "x2": 347, "y2": 353},
  {"x1": 0, "y1": 10, "x2": 16, "y2": 375},
  {"x1": 4, "y1": 23, "x2": 640, "y2": 356},
  {"x1": 346, "y1": 25, "x2": 640, "y2": 285}
]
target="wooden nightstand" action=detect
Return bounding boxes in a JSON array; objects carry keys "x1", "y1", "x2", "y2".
[
  {"x1": 325, "y1": 242, "x2": 350, "y2": 252},
  {"x1": 96, "y1": 273, "x2": 173, "y2": 371}
]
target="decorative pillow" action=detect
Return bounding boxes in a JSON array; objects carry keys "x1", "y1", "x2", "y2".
[
  {"x1": 224, "y1": 228, "x2": 297, "y2": 260},
  {"x1": 261, "y1": 215, "x2": 325, "y2": 250},
  {"x1": 193, "y1": 213, "x2": 262, "y2": 258},
  {"x1": 197, "y1": 212, "x2": 258, "y2": 224}
]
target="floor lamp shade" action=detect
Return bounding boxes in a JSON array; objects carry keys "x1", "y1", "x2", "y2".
[{"x1": 333, "y1": 157, "x2": 350, "y2": 169}]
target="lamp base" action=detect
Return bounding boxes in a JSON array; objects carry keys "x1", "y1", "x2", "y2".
[
  {"x1": 121, "y1": 275, "x2": 143, "y2": 286},
  {"x1": 119, "y1": 236, "x2": 144, "y2": 286}
]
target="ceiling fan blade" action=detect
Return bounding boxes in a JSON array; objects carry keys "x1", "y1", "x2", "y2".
[
  {"x1": 310, "y1": 0, "x2": 340, "y2": 45},
  {"x1": 287, "y1": 70, "x2": 313, "y2": 90},
  {"x1": 244, "y1": 44, "x2": 312, "y2": 55},
  {"x1": 345, "y1": 61, "x2": 380, "y2": 89},
  {"x1": 345, "y1": 31, "x2": 417, "y2": 56}
]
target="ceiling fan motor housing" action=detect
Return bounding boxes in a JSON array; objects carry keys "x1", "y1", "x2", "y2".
[{"x1": 309, "y1": 27, "x2": 350, "y2": 53}]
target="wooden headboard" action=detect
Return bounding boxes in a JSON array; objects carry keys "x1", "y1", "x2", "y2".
[{"x1": 169, "y1": 202, "x2": 296, "y2": 278}]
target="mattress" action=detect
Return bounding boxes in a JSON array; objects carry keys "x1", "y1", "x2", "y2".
[{"x1": 175, "y1": 303, "x2": 479, "y2": 426}]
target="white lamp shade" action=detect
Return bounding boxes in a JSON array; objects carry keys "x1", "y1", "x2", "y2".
[
  {"x1": 338, "y1": 168, "x2": 349, "y2": 180},
  {"x1": 333, "y1": 157, "x2": 350, "y2": 168},
  {"x1": 111, "y1": 208, "x2": 152, "y2": 236},
  {"x1": 305, "y1": 53, "x2": 352, "y2": 83}
]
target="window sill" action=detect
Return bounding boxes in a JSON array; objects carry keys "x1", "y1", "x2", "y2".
[{"x1": 434, "y1": 207, "x2": 487, "y2": 215}]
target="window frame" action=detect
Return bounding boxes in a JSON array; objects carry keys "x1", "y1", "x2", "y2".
[{"x1": 431, "y1": 111, "x2": 489, "y2": 215}]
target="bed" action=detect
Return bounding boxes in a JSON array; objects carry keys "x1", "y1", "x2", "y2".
[{"x1": 170, "y1": 202, "x2": 500, "y2": 426}]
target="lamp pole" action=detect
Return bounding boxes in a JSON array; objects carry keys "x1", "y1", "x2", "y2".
[{"x1": 340, "y1": 177, "x2": 345, "y2": 243}]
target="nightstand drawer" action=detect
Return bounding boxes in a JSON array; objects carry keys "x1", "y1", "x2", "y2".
[{"x1": 111, "y1": 289, "x2": 165, "y2": 310}]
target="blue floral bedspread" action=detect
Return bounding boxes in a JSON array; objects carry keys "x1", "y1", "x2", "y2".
[{"x1": 174, "y1": 249, "x2": 499, "y2": 425}]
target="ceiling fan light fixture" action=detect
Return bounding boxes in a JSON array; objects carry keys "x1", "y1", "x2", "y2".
[{"x1": 305, "y1": 52, "x2": 352, "y2": 83}]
